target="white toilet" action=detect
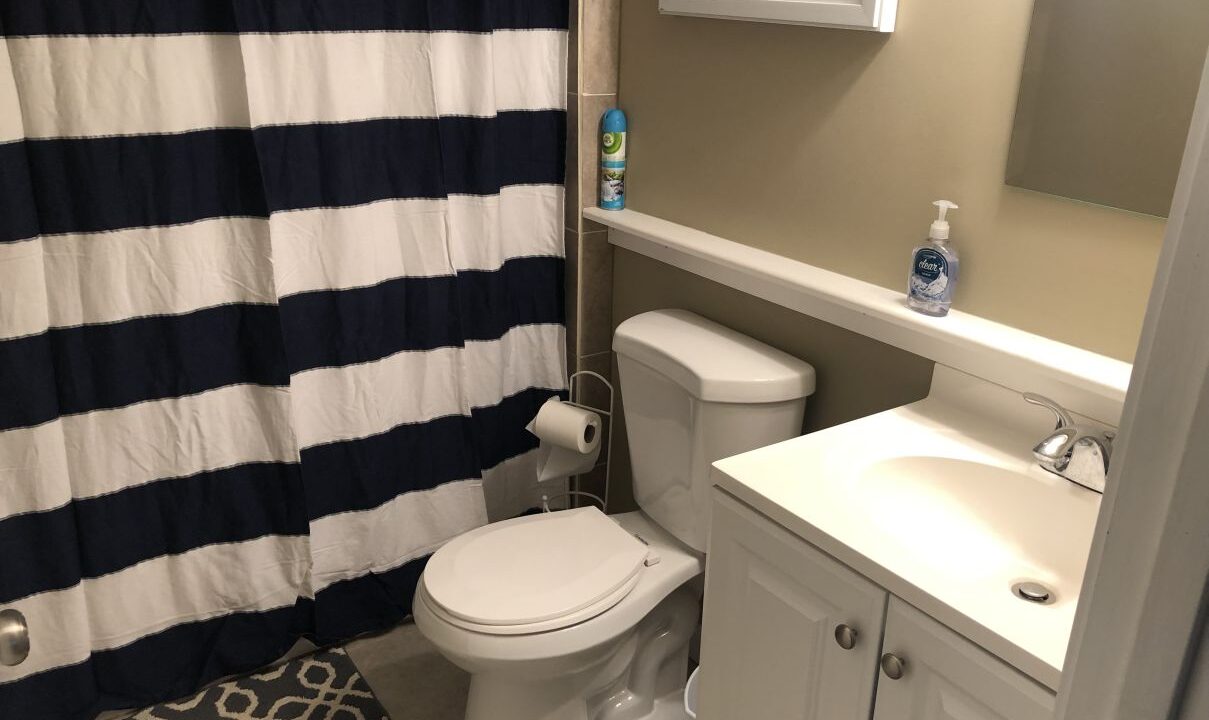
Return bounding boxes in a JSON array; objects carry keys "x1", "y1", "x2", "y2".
[{"x1": 413, "y1": 309, "x2": 816, "y2": 720}]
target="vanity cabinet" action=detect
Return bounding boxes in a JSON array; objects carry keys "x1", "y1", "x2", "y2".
[
  {"x1": 874, "y1": 599, "x2": 1056, "y2": 720},
  {"x1": 699, "y1": 490, "x2": 1056, "y2": 720},
  {"x1": 698, "y1": 491, "x2": 887, "y2": 720}
]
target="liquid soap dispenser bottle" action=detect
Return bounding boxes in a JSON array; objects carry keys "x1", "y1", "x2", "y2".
[{"x1": 907, "y1": 200, "x2": 960, "y2": 317}]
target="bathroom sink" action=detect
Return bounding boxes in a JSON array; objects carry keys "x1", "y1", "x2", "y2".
[
  {"x1": 710, "y1": 365, "x2": 1108, "y2": 690},
  {"x1": 856, "y1": 457, "x2": 1097, "y2": 607}
]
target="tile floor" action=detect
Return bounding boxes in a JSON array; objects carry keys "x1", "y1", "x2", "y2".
[{"x1": 344, "y1": 621, "x2": 471, "y2": 720}]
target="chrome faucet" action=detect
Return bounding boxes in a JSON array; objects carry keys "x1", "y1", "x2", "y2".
[{"x1": 1023, "y1": 393, "x2": 1114, "y2": 493}]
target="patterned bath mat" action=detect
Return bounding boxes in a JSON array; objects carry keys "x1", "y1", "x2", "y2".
[{"x1": 129, "y1": 648, "x2": 389, "y2": 720}]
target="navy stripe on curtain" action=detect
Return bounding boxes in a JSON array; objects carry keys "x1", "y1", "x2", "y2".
[
  {"x1": 3, "y1": 113, "x2": 563, "y2": 241},
  {"x1": 0, "y1": 0, "x2": 568, "y2": 36},
  {"x1": 255, "y1": 114, "x2": 566, "y2": 211},
  {"x1": 16, "y1": 130, "x2": 269, "y2": 237},
  {"x1": 280, "y1": 257, "x2": 564, "y2": 373},
  {"x1": 0, "y1": 0, "x2": 567, "y2": 717},
  {"x1": 302, "y1": 386, "x2": 552, "y2": 520},
  {"x1": 0, "y1": 304, "x2": 289, "y2": 430},
  {"x1": 0, "y1": 142, "x2": 39, "y2": 243}
]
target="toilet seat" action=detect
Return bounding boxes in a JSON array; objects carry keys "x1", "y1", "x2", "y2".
[{"x1": 421, "y1": 507, "x2": 650, "y2": 635}]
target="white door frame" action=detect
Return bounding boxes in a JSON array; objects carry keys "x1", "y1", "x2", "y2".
[{"x1": 1057, "y1": 52, "x2": 1209, "y2": 720}]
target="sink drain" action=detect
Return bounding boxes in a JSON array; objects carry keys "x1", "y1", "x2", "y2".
[{"x1": 1012, "y1": 581, "x2": 1056, "y2": 605}]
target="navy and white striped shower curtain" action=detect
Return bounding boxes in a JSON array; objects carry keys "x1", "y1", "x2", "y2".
[{"x1": 0, "y1": 2, "x2": 566, "y2": 717}]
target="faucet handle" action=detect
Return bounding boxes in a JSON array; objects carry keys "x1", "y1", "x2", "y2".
[
  {"x1": 1023, "y1": 392, "x2": 1114, "y2": 493},
  {"x1": 1022, "y1": 393, "x2": 1075, "y2": 430}
]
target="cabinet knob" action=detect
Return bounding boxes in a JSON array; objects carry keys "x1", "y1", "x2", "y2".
[
  {"x1": 0, "y1": 609, "x2": 30, "y2": 667},
  {"x1": 880, "y1": 652, "x2": 906, "y2": 680},
  {"x1": 834, "y1": 623, "x2": 858, "y2": 650}
]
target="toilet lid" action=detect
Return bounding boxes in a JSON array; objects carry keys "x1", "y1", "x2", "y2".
[{"x1": 423, "y1": 507, "x2": 649, "y2": 630}]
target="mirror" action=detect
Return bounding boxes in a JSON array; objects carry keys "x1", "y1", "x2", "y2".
[{"x1": 1006, "y1": 0, "x2": 1209, "y2": 218}]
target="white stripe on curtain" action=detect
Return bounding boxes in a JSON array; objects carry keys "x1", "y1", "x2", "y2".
[
  {"x1": 5, "y1": 30, "x2": 565, "y2": 140},
  {"x1": 0, "y1": 186, "x2": 561, "y2": 340},
  {"x1": 0, "y1": 384, "x2": 297, "y2": 518},
  {"x1": 292, "y1": 323, "x2": 564, "y2": 449},
  {"x1": 309, "y1": 476, "x2": 488, "y2": 592},
  {"x1": 271, "y1": 187, "x2": 563, "y2": 297},
  {"x1": 5, "y1": 35, "x2": 252, "y2": 139},
  {"x1": 0, "y1": 43, "x2": 22, "y2": 143},
  {"x1": 239, "y1": 30, "x2": 566, "y2": 125},
  {"x1": 0, "y1": 238, "x2": 49, "y2": 340},
  {"x1": 0, "y1": 218, "x2": 275, "y2": 341}
]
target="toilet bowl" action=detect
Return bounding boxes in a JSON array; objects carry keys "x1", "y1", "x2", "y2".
[
  {"x1": 414, "y1": 310, "x2": 816, "y2": 720},
  {"x1": 414, "y1": 511, "x2": 703, "y2": 720}
]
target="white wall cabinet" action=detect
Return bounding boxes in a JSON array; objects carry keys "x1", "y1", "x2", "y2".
[
  {"x1": 699, "y1": 490, "x2": 1056, "y2": 720},
  {"x1": 659, "y1": 0, "x2": 897, "y2": 33}
]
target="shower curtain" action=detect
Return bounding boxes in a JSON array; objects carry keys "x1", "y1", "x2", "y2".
[{"x1": 0, "y1": 2, "x2": 566, "y2": 717}]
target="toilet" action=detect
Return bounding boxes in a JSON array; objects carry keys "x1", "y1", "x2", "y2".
[{"x1": 413, "y1": 309, "x2": 816, "y2": 720}]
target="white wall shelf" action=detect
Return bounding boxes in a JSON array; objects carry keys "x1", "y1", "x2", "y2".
[{"x1": 585, "y1": 206, "x2": 1132, "y2": 425}]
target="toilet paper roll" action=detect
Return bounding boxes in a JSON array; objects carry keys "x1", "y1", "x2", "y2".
[
  {"x1": 525, "y1": 397, "x2": 603, "y2": 482},
  {"x1": 526, "y1": 397, "x2": 601, "y2": 454}
]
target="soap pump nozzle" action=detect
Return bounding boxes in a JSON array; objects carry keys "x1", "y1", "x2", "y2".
[{"x1": 930, "y1": 200, "x2": 959, "y2": 241}]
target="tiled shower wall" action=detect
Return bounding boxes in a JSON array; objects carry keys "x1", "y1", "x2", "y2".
[{"x1": 566, "y1": 0, "x2": 621, "y2": 505}]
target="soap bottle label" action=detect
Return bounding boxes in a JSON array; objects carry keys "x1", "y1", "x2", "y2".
[{"x1": 910, "y1": 248, "x2": 949, "y2": 299}]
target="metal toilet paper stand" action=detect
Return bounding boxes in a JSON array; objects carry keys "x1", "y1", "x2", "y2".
[{"x1": 540, "y1": 370, "x2": 614, "y2": 514}]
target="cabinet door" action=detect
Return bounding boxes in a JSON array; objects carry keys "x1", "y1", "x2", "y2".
[
  {"x1": 698, "y1": 491, "x2": 887, "y2": 720},
  {"x1": 873, "y1": 598, "x2": 1056, "y2": 720}
]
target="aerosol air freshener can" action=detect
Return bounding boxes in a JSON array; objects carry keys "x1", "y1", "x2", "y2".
[{"x1": 600, "y1": 109, "x2": 626, "y2": 210}]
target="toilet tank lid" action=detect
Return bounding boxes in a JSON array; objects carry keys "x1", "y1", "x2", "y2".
[{"x1": 613, "y1": 310, "x2": 816, "y2": 403}]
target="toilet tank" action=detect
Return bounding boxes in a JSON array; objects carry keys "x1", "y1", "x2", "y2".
[{"x1": 613, "y1": 310, "x2": 816, "y2": 552}]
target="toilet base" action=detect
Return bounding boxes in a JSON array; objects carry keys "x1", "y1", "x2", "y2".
[
  {"x1": 462, "y1": 586, "x2": 700, "y2": 720},
  {"x1": 467, "y1": 685, "x2": 691, "y2": 720}
]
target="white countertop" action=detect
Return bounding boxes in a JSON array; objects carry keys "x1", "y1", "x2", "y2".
[{"x1": 711, "y1": 366, "x2": 1104, "y2": 691}]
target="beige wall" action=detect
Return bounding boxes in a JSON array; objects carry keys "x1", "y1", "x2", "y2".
[
  {"x1": 607, "y1": 250, "x2": 935, "y2": 511},
  {"x1": 616, "y1": 0, "x2": 1166, "y2": 362},
  {"x1": 602, "y1": 0, "x2": 1171, "y2": 508}
]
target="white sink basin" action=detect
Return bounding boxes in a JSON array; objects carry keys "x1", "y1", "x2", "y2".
[
  {"x1": 711, "y1": 366, "x2": 1107, "y2": 690},
  {"x1": 857, "y1": 457, "x2": 1098, "y2": 608}
]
